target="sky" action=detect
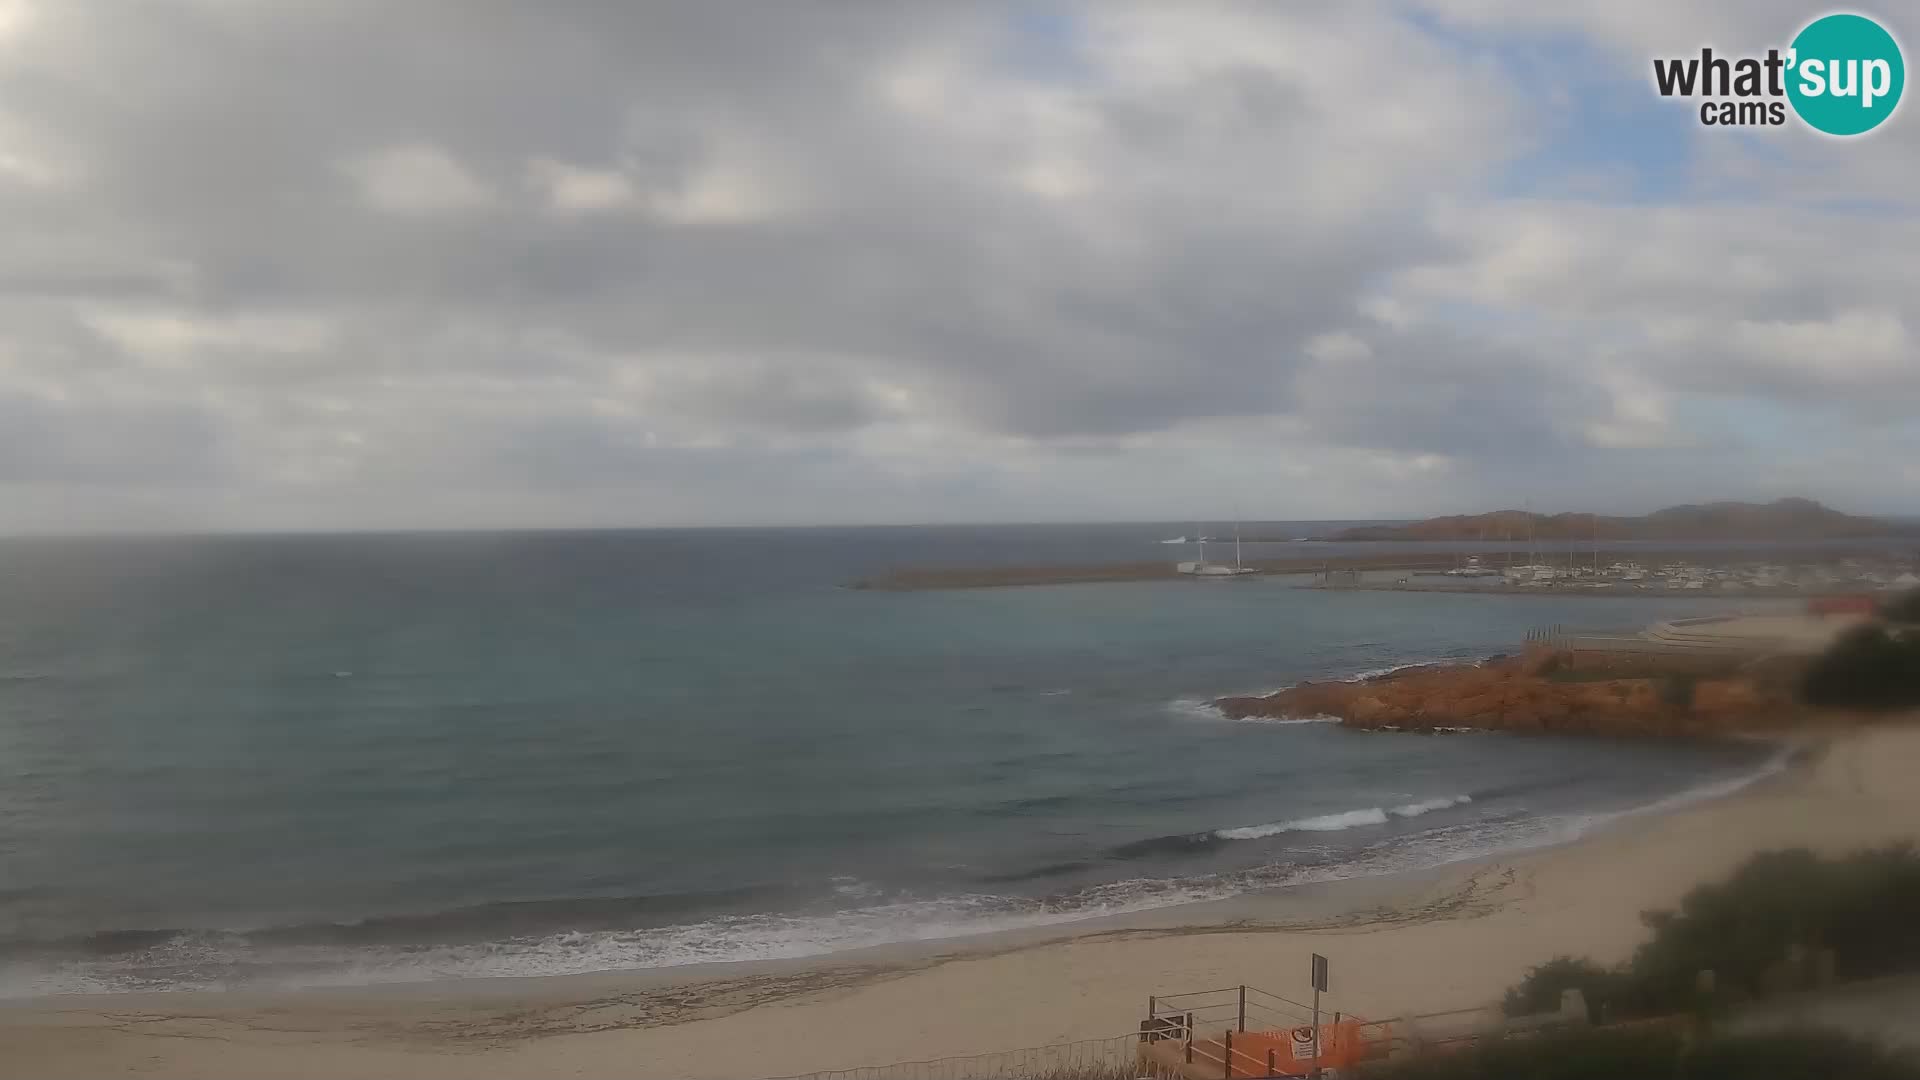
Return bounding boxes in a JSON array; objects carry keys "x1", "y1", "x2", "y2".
[{"x1": 1, "y1": 1, "x2": 1918, "y2": 532}]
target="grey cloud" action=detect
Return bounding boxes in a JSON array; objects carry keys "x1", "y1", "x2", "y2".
[
  {"x1": 0, "y1": 392, "x2": 230, "y2": 485},
  {"x1": 0, "y1": 1, "x2": 1913, "y2": 529}
]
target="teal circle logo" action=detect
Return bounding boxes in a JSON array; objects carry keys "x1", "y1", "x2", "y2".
[{"x1": 1787, "y1": 13, "x2": 1904, "y2": 135}]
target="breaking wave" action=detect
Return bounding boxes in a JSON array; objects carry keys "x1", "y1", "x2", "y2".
[{"x1": 1215, "y1": 794, "x2": 1474, "y2": 840}]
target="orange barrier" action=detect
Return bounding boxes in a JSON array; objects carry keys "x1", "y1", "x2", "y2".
[{"x1": 1228, "y1": 1018, "x2": 1370, "y2": 1076}]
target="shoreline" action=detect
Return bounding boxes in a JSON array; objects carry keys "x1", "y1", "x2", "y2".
[
  {"x1": 7, "y1": 721, "x2": 1916, "y2": 1079},
  {"x1": 846, "y1": 546, "x2": 1904, "y2": 591}
]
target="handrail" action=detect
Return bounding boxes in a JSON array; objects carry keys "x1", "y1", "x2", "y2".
[
  {"x1": 1155, "y1": 985, "x2": 1246, "y2": 1002},
  {"x1": 1182, "y1": 1030, "x2": 1284, "y2": 1079},
  {"x1": 1243, "y1": 984, "x2": 1320, "y2": 1016},
  {"x1": 1148, "y1": 996, "x2": 1313, "y2": 1031},
  {"x1": 1150, "y1": 982, "x2": 1369, "y2": 1027}
]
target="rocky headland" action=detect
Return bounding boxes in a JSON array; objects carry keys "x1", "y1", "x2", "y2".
[{"x1": 1214, "y1": 649, "x2": 1809, "y2": 736}]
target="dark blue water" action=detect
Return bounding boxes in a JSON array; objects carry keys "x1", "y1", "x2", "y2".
[{"x1": 0, "y1": 527, "x2": 1802, "y2": 994}]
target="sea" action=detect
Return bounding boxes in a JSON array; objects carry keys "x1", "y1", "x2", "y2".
[{"x1": 0, "y1": 523, "x2": 1839, "y2": 996}]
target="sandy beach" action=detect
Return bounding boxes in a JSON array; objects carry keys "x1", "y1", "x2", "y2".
[{"x1": 4, "y1": 721, "x2": 1917, "y2": 1079}]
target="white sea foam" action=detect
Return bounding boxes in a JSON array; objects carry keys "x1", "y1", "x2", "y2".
[
  {"x1": 3, "y1": 750, "x2": 1792, "y2": 999},
  {"x1": 1, "y1": 756, "x2": 1745, "y2": 998},
  {"x1": 1392, "y1": 794, "x2": 1475, "y2": 818},
  {"x1": 1214, "y1": 794, "x2": 1472, "y2": 840},
  {"x1": 1340, "y1": 658, "x2": 1458, "y2": 682},
  {"x1": 1164, "y1": 697, "x2": 1228, "y2": 722},
  {"x1": 1169, "y1": 655, "x2": 1490, "y2": 724},
  {"x1": 1165, "y1": 698, "x2": 1341, "y2": 726}
]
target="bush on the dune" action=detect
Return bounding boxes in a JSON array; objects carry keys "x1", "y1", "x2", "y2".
[
  {"x1": 1501, "y1": 956, "x2": 1623, "y2": 1023},
  {"x1": 1500, "y1": 846, "x2": 1920, "y2": 1025},
  {"x1": 1799, "y1": 624, "x2": 1920, "y2": 711},
  {"x1": 1881, "y1": 587, "x2": 1920, "y2": 624},
  {"x1": 1686, "y1": 1029, "x2": 1920, "y2": 1080},
  {"x1": 1659, "y1": 673, "x2": 1699, "y2": 709},
  {"x1": 1373, "y1": 1027, "x2": 1683, "y2": 1080},
  {"x1": 1630, "y1": 845, "x2": 1920, "y2": 1005},
  {"x1": 1370, "y1": 1028, "x2": 1920, "y2": 1080}
]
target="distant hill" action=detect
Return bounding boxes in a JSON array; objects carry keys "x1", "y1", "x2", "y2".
[{"x1": 1332, "y1": 498, "x2": 1906, "y2": 542}]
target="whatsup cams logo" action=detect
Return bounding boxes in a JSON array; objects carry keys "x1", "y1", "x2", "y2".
[{"x1": 1652, "y1": 12, "x2": 1905, "y2": 135}]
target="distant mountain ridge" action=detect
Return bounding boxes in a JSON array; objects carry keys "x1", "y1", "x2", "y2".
[{"x1": 1332, "y1": 498, "x2": 1905, "y2": 542}]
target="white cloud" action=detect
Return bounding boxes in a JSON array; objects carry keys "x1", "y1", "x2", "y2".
[
  {"x1": 82, "y1": 308, "x2": 340, "y2": 365},
  {"x1": 642, "y1": 159, "x2": 785, "y2": 226},
  {"x1": 0, "y1": 0, "x2": 32, "y2": 46},
  {"x1": 526, "y1": 157, "x2": 636, "y2": 214},
  {"x1": 340, "y1": 144, "x2": 496, "y2": 216}
]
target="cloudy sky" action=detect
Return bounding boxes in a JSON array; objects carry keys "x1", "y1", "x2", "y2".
[{"x1": 1, "y1": 1, "x2": 1916, "y2": 532}]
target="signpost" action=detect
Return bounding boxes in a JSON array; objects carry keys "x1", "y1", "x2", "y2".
[{"x1": 1310, "y1": 954, "x2": 1329, "y2": 1079}]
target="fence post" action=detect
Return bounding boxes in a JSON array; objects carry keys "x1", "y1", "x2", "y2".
[
  {"x1": 1224, "y1": 1029, "x2": 1234, "y2": 1079},
  {"x1": 1238, "y1": 985, "x2": 1247, "y2": 1032},
  {"x1": 1267, "y1": 1048, "x2": 1277, "y2": 1077}
]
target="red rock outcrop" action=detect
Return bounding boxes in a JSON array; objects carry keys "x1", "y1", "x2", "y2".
[{"x1": 1214, "y1": 649, "x2": 1804, "y2": 736}]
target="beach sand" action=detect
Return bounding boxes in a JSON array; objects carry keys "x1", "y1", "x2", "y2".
[{"x1": 4, "y1": 722, "x2": 1918, "y2": 1079}]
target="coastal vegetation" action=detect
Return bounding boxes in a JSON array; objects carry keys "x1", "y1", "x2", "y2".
[
  {"x1": 1502, "y1": 846, "x2": 1920, "y2": 1022},
  {"x1": 1881, "y1": 587, "x2": 1920, "y2": 625},
  {"x1": 1799, "y1": 591, "x2": 1920, "y2": 711},
  {"x1": 1370, "y1": 1027, "x2": 1920, "y2": 1080}
]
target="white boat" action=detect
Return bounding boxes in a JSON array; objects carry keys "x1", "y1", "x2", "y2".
[
  {"x1": 1177, "y1": 521, "x2": 1258, "y2": 578},
  {"x1": 1178, "y1": 561, "x2": 1258, "y2": 577},
  {"x1": 1445, "y1": 555, "x2": 1498, "y2": 578}
]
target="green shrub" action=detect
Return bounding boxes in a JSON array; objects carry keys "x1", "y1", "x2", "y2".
[
  {"x1": 1501, "y1": 956, "x2": 1621, "y2": 1023},
  {"x1": 1373, "y1": 1027, "x2": 1682, "y2": 1080},
  {"x1": 1800, "y1": 625, "x2": 1920, "y2": 710},
  {"x1": 1682, "y1": 1029, "x2": 1920, "y2": 1080},
  {"x1": 1368, "y1": 1028, "x2": 1920, "y2": 1080},
  {"x1": 1496, "y1": 847, "x2": 1920, "y2": 1029},
  {"x1": 1659, "y1": 674, "x2": 1699, "y2": 708},
  {"x1": 1630, "y1": 845, "x2": 1920, "y2": 1007},
  {"x1": 1881, "y1": 588, "x2": 1920, "y2": 624}
]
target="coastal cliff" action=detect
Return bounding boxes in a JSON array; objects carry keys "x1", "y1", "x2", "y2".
[{"x1": 1215, "y1": 649, "x2": 1805, "y2": 736}]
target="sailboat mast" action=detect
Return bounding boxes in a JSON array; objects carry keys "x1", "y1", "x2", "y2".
[
  {"x1": 1235, "y1": 520, "x2": 1243, "y2": 571},
  {"x1": 1527, "y1": 500, "x2": 1537, "y2": 567}
]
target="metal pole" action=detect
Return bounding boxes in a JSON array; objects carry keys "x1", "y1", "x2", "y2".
[
  {"x1": 1223, "y1": 1030, "x2": 1233, "y2": 1080},
  {"x1": 1267, "y1": 1048, "x2": 1277, "y2": 1077},
  {"x1": 1238, "y1": 985, "x2": 1246, "y2": 1033},
  {"x1": 1311, "y1": 985, "x2": 1321, "y2": 1080}
]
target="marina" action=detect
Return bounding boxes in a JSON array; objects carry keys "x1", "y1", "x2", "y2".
[{"x1": 1312, "y1": 553, "x2": 1920, "y2": 598}]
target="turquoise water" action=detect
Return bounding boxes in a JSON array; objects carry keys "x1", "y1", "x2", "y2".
[{"x1": 0, "y1": 528, "x2": 1797, "y2": 993}]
